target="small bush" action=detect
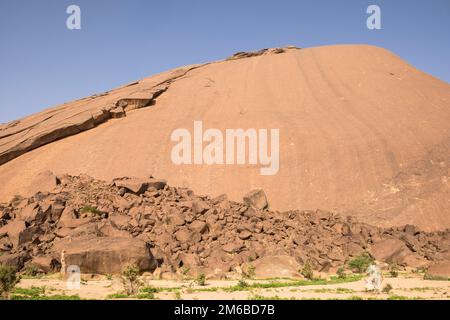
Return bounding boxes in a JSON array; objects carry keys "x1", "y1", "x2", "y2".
[
  {"x1": 389, "y1": 263, "x2": 399, "y2": 278},
  {"x1": 23, "y1": 264, "x2": 41, "y2": 278},
  {"x1": 136, "y1": 292, "x2": 155, "y2": 299},
  {"x1": 382, "y1": 283, "x2": 393, "y2": 294},
  {"x1": 347, "y1": 252, "x2": 374, "y2": 273},
  {"x1": 80, "y1": 205, "x2": 102, "y2": 216},
  {"x1": 301, "y1": 261, "x2": 314, "y2": 280},
  {"x1": 237, "y1": 279, "x2": 249, "y2": 288},
  {"x1": 196, "y1": 273, "x2": 206, "y2": 286},
  {"x1": 141, "y1": 286, "x2": 159, "y2": 293},
  {"x1": 120, "y1": 265, "x2": 142, "y2": 296},
  {"x1": 336, "y1": 267, "x2": 346, "y2": 279},
  {"x1": 0, "y1": 265, "x2": 21, "y2": 299},
  {"x1": 245, "y1": 265, "x2": 256, "y2": 279}
]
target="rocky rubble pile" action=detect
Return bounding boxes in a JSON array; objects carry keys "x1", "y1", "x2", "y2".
[{"x1": 0, "y1": 173, "x2": 449, "y2": 278}]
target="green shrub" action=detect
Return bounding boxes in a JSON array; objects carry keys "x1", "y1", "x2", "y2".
[
  {"x1": 141, "y1": 286, "x2": 159, "y2": 293},
  {"x1": 23, "y1": 264, "x2": 41, "y2": 278},
  {"x1": 136, "y1": 292, "x2": 155, "y2": 299},
  {"x1": 301, "y1": 261, "x2": 314, "y2": 280},
  {"x1": 0, "y1": 265, "x2": 21, "y2": 299},
  {"x1": 80, "y1": 205, "x2": 102, "y2": 216},
  {"x1": 196, "y1": 273, "x2": 206, "y2": 286},
  {"x1": 336, "y1": 267, "x2": 346, "y2": 279},
  {"x1": 245, "y1": 265, "x2": 256, "y2": 279},
  {"x1": 347, "y1": 252, "x2": 374, "y2": 273},
  {"x1": 382, "y1": 283, "x2": 393, "y2": 294},
  {"x1": 237, "y1": 279, "x2": 249, "y2": 288},
  {"x1": 389, "y1": 263, "x2": 399, "y2": 278},
  {"x1": 120, "y1": 265, "x2": 142, "y2": 296}
]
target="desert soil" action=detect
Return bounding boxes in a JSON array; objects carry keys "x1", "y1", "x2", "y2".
[{"x1": 16, "y1": 274, "x2": 450, "y2": 300}]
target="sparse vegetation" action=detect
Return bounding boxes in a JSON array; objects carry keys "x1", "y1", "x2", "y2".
[
  {"x1": 347, "y1": 252, "x2": 374, "y2": 273},
  {"x1": 387, "y1": 295, "x2": 424, "y2": 300},
  {"x1": 23, "y1": 264, "x2": 41, "y2": 278},
  {"x1": 0, "y1": 265, "x2": 21, "y2": 299},
  {"x1": 301, "y1": 261, "x2": 314, "y2": 280},
  {"x1": 196, "y1": 273, "x2": 206, "y2": 286},
  {"x1": 120, "y1": 265, "x2": 143, "y2": 296},
  {"x1": 423, "y1": 273, "x2": 449, "y2": 281},
  {"x1": 237, "y1": 279, "x2": 249, "y2": 289},
  {"x1": 80, "y1": 205, "x2": 103, "y2": 216},
  {"x1": 107, "y1": 293, "x2": 129, "y2": 299},
  {"x1": 11, "y1": 286, "x2": 80, "y2": 300},
  {"x1": 388, "y1": 263, "x2": 399, "y2": 278},
  {"x1": 136, "y1": 292, "x2": 156, "y2": 299},
  {"x1": 382, "y1": 283, "x2": 393, "y2": 294},
  {"x1": 245, "y1": 265, "x2": 256, "y2": 279},
  {"x1": 336, "y1": 266, "x2": 346, "y2": 279}
]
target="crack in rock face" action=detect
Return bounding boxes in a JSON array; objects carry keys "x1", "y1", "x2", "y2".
[{"x1": 0, "y1": 65, "x2": 202, "y2": 166}]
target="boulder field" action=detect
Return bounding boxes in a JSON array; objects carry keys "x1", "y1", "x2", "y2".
[{"x1": 0, "y1": 172, "x2": 448, "y2": 278}]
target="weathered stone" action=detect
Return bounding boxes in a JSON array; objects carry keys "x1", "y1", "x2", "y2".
[
  {"x1": 238, "y1": 230, "x2": 252, "y2": 240},
  {"x1": 175, "y1": 229, "x2": 192, "y2": 243},
  {"x1": 426, "y1": 261, "x2": 450, "y2": 279},
  {"x1": 0, "y1": 252, "x2": 31, "y2": 270},
  {"x1": 243, "y1": 255, "x2": 301, "y2": 278},
  {"x1": 243, "y1": 189, "x2": 268, "y2": 210},
  {"x1": 189, "y1": 220, "x2": 208, "y2": 234},
  {"x1": 192, "y1": 200, "x2": 210, "y2": 215},
  {"x1": 30, "y1": 256, "x2": 61, "y2": 273},
  {"x1": 52, "y1": 235, "x2": 156, "y2": 274}
]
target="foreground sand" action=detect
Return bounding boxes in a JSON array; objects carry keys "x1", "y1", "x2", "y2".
[{"x1": 15, "y1": 274, "x2": 450, "y2": 300}]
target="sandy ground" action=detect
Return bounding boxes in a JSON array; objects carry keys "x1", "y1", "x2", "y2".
[{"x1": 16, "y1": 274, "x2": 450, "y2": 300}]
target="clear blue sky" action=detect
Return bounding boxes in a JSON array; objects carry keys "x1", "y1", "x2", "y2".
[{"x1": 1, "y1": 0, "x2": 449, "y2": 123}]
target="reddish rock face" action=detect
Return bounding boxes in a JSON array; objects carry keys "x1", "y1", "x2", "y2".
[
  {"x1": 52, "y1": 235, "x2": 156, "y2": 274},
  {"x1": 427, "y1": 261, "x2": 450, "y2": 279},
  {"x1": 243, "y1": 255, "x2": 301, "y2": 278}
]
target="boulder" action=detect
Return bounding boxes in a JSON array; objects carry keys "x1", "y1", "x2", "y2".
[
  {"x1": 169, "y1": 213, "x2": 186, "y2": 226},
  {"x1": 244, "y1": 255, "x2": 301, "y2": 278},
  {"x1": 192, "y1": 200, "x2": 210, "y2": 214},
  {"x1": 0, "y1": 252, "x2": 31, "y2": 270},
  {"x1": 27, "y1": 171, "x2": 60, "y2": 196},
  {"x1": 52, "y1": 235, "x2": 156, "y2": 274},
  {"x1": 175, "y1": 229, "x2": 192, "y2": 243},
  {"x1": 426, "y1": 261, "x2": 450, "y2": 279},
  {"x1": 30, "y1": 256, "x2": 61, "y2": 273},
  {"x1": 243, "y1": 189, "x2": 268, "y2": 210},
  {"x1": 114, "y1": 177, "x2": 166, "y2": 195},
  {"x1": 58, "y1": 206, "x2": 92, "y2": 228},
  {"x1": 114, "y1": 177, "x2": 149, "y2": 194},
  {"x1": 109, "y1": 214, "x2": 131, "y2": 229},
  {"x1": 189, "y1": 220, "x2": 208, "y2": 234},
  {"x1": 176, "y1": 253, "x2": 201, "y2": 268},
  {"x1": 0, "y1": 220, "x2": 27, "y2": 247},
  {"x1": 18, "y1": 203, "x2": 47, "y2": 224},
  {"x1": 222, "y1": 242, "x2": 243, "y2": 253},
  {"x1": 369, "y1": 238, "x2": 426, "y2": 267},
  {"x1": 238, "y1": 230, "x2": 252, "y2": 240}
]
